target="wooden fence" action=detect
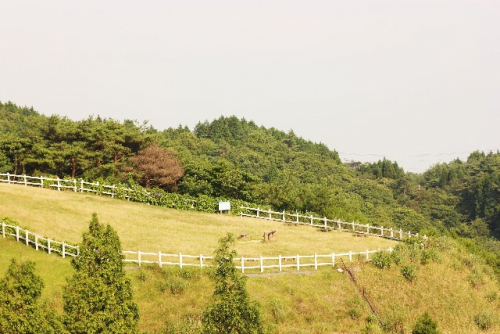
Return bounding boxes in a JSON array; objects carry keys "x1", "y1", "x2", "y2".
[
  {"x1": 1, "y1": 222, "x2": 79, "y2": 258},
  {"x1": 2, "y1": 221, "x2": 393, "y2": 274},
  {"x1": 239, "y1": 206, "x2": 425, "y2": 241}
]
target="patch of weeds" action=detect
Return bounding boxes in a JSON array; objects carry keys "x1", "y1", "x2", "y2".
[
  {"x1": 164, "y1": 314, "x2": 202, "y2": 334},
  {"x1": 462, "y1": 256, "x2": 475, "y2": 269},
  {"x1": 371, "y1": 251, "x2": 392, "y2": 269},
  {"x1": 136, "y1": 269, "x2": 149, "y2": 282},
  {"x1": 402, "y1": 265, "x2": 418, "y2": 282},
  {"x1": 474, "y1": 312, "x2": 493, "y2": 331},
  {"x1": 468, "y1": 268, "x2": 484, "y2": 288},
  {"x1": 391, "y1": 249, "x2": 403, "y2": 266},
  {"x1": 381, "y1": 305, "x2": 405, "y2": 334},
  {"x1": 421, "y1": 249, "x2": 439, "y2": 265},
  {"x1": 168, "y1": 277, "x2": 187, "y2": 295},
  {"x1": 486, "y1": 291, "x2": 498, "y2": 302},
  {"x1": 179, "y1": 267, "x2": 201, "y2": 280},
  {"x1": 349, "y1": 307, "x2": 362, "y2": 320},
  {"x1": 409, "y1": 248, "x2": 422, "y2": 263},
  {"x1": 269, "y1": 298, "x2": 287, "y2": 323},
  {"x1": 451, "y1": 261, "x2": 463, "y2": 271},
  {"x1": 428, "y1": 236, "x2": 454, "y2": 251}
]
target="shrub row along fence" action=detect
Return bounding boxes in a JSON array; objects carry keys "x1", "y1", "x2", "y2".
[
  {"x1": 2, "y1": 221, "x2": 392, "y2": 274},
  {"x1": 1, "y1": 221, "x2": 79, "y2": 258},
  {"x1": 0, "y1": 173, "x2": 257, "y2": 215},
  {"x1": 239, "y1": 206, "x2": 425, "y2": 241}
]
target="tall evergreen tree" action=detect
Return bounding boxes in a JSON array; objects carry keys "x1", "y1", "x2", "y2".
[
  {"x1": 0, "y1": 260, "x2": 65, "y2": 334},
  {"x1": 63, "y1": 214, "x2": 139, "y2": 334},
  {"x1": 202, "y1": 233, "x2": 263, "y2": 334}
]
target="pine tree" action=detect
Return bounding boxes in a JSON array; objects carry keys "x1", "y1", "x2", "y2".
[
  {"x1": 202, "y1": 233, "x2": 263, "y2": 334},
  {"x1": 63, "y1": 214, "x2": 139, "y2": 333},
  {"x1": 0, "y1": 259, "x2": 65, "y2": 334}
]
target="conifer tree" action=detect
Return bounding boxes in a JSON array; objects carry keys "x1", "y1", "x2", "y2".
[
  {"x1": 202, "y1": 233, "x2": 263, "y2": 334},
  {"x1": 63, "y1": 213, "x2": 139, "y2": 333},
  {"x1": 0, "y1": 259, "x2": 65, "y2": 334}
]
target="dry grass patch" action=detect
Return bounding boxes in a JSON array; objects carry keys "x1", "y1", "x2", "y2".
[{"x1": 0, "y1": 183, "x2": 397, "y2": 257}]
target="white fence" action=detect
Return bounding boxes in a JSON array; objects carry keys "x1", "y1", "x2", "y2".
[
  {"x1": 0, "y1": 173, "x2": 123, "y2": 198},
  {"x1": 1, "y1": 222, "x2": 79, "y2": 258},
  {"x1": 240, "y1": 206, "x2": 424, "y2": 241},
  {"x1": 121, "y1": 248, "x2": 392, "y2": 273},
  {"x1": 2, "y1": 221, "x2": 392, "y2": 274}
]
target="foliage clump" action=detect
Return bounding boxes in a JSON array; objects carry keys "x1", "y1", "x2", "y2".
[
  {"x1": 412, "y1": 311, "x2": 440, "y2": 334},
  {"x1": 0, "y1": 259, "x2": 65, "y2": 334},
  {"x1": 201, "y1": 233, "x2": 263, "y2": 334},
  {"x1": 63, "y1": 213, "x2": 139, "y2": 333}
]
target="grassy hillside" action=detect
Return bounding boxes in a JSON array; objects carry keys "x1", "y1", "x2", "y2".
[{"x1": 1, "y1": 183, "x2": 500, "y2": 333}]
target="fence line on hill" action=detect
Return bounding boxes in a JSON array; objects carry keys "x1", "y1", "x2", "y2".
[
  {"x1": 0, "y1": 173, "x2": 124, "y2": 198},
  {"x1": 0, "y1": 173, "x2": 425, "y2": 241},
  {"x1": 239, "y1": 206, "x2": 425, "y2": 241},
  {"x1": 2, "y1": 221, "x2": 393, "y2": 274},
  {"x1": 1, "y1": 221, "x2": 79, "y2": 258}
]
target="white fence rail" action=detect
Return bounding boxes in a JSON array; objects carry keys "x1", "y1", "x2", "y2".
[
  {"x1": 239, "y1": 206, "x2": 424, "y2": 241},
  {"x1": 2, "y1": 221, "x2": 392, "y2": 274},
  {"x1": 0, "y1": 173, "x2": 123, "y2": 198},
  {"x1": 121, "y1": 248, "x2": 392, "y2": 273},
  {"x1": 1, "y1": 222, "x2": 79, "y2": 258}
]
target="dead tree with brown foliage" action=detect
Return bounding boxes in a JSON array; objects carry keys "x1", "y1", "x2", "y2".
[{"x1": 130, "y1": 144, "x2": 184, "y2": 190}]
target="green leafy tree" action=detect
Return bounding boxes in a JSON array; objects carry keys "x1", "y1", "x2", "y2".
[
  {"x1": 412, "y1": 311, "x2": 440, "y2": 334},
  {"x1": 202, "y1": 233, "x2": 263, "y2": 334},
  {"x1": 63, "y1": 214, "x2": 139, "y2": 334},
  {"x1": 0, "y1": 259, "x2": 65, "y2": 334}
]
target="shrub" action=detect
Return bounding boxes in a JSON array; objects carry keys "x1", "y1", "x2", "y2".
[
  {"x1": 474, "y1": 312, "x2": 493, "y2": 330},
  {"x1": 371, "y1": 251, "x2": 392, "y2": 269},
  {"x1": 349, "y1": 308, "x2": 362, "y2": 320},
  {"x1": 401, "y1": 265, "x2": 418, "y2": 282},
  {"x1": 486, "y1": 291, "x2": 498, "y2": 302},
  {"x1": 269, "y1": 298, "x2": 286, "y2": 323},
  {"x1": 412, "y1": 311, "x2": 440, "y2": 334},
  {"x1": 168, "y1": 277, "x2": 187, "y2": 295}
]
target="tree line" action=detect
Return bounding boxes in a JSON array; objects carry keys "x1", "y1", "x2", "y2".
[{"x1": 1, "y1": 100, "x2": 500, "y2": 279}]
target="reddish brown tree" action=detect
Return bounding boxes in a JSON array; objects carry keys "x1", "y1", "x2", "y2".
[{"x1": 130, "y1": 144, "x2": 184, "y2": 190}]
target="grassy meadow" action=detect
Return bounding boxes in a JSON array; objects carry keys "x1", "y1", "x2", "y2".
[{"x1": 1, "y1": 182, "x2": 500, "y2": 333}]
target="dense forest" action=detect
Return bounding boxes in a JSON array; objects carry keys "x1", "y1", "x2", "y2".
[{"x1": 1, "y1": 100, "x2": 499, "y2": 278}]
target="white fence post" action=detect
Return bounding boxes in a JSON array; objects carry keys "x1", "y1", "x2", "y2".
[
  {"x1": 6, "y1": 172, "x2": 10, "y2": 184},
  {"x1": 282, "y1": 211, "x2": 285, "y2": 221},
  {"x1": 296, "y1": 254, "x2": 300, "y2": 271},
  {"x1": 399, "y1": 229, "x2": 403, "y2": 240},
  {"x1": 332, "y1": 252, "x2": 335, "y2": 267},
  {"x1": 80, "y1": 180, "x2": 84, "y2": 193},
  {"x1": 296, "y1": 212, "x2": 299, "y2": 222},
  {"x1": 366, "y1": 249, "x2": 369, "y2": 261},
  {"x1": 40, "y1": 176, "x2": 44, "y2": 188},
  {"x1": 351, "y1": 221, "x2": 355, "y2": 231},
  {"x1": 73, "y1": 180, "x2": 77, "y2": 192},
  {"x1": 324, "y1": 217, "x2": 328, "y2": 229},
  {"x1": 16, "y1": 226, "x2": 20, "y2": 242},
  {"x1": 314, "y1": 254, "x2": 318, "y2": 270},
  {"x1": 380, "y1": 226, "x2": 384, "y2": 236},
  {"x1": 25, "y1": 230, "x2": 29, "y2": 246},
  {"x1": 158, "y1": 251, "x2": 162, "y2": 268},
  {"x1": 260, "y1": 256, "x2": 264, "y2": 273},
  {"x1": 138, "y1": 251, "x2": 141, "y2": 267},
  {"x1": 35, "y1": 235, "x2": 38, "y2": 250},
  {"x1": 241, "y1": 257, "x2": 245, "y2": 273},
  {"x1": 57, "y1": 178, "x2": 61, "y2": 191},
  {"x1": 2, "y1": 222, "x2": 4, "y2": 238},
  {"x1": 310, "y1": 215, "x2": 313, "y2": 226},
  {"x1": 349, "y1": 251, "x2": 352, "y2": 262},
  {"x1": 179, "y1": 253, "x2": 183, "y2": 269},
  {"x1": 256, "y1": 207, "x2": 260, "y2": 218},
  {"x1": 62, "y1": 242, "x2": 66, "y2": 258},
  {"x1": 200, "y1": 254, "x2": 204, "y2": 268},
  {"x1": 366, "y1": 224, "x2": 370, "y2": 233},
  {"x1": 337, "y1": 220, "x2": 341, "y2": 230},
  {"x1": 48, "y1": 238, "x2": 51, "y2": 254},
  {"x1": 24, "y1": 174, "x2": 27, "y2": 186},
  {"x1": 278, "y1": 255, "x2": 282, "y2": 272}
]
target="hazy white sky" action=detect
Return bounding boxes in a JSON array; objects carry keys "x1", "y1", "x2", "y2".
[{"x1": 1, "y1": 1, "x2": 499, "y2": 172}]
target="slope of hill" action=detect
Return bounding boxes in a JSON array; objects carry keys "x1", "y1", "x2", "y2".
[{"x1": 1, "y1": 183, "x2": 500, "y2": 333}]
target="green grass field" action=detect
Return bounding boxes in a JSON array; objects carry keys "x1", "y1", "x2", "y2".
[{"x1": 1, "y1": 182, "x2": 500, "y2": 333}]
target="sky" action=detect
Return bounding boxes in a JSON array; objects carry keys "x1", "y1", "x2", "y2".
[{"x1": 1, "y1": 1, "x2": 499, "y2": 173}]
